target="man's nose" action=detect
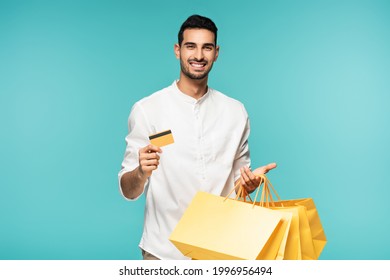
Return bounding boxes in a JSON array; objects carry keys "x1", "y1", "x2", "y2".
[{"x1": 194, "y1": 48, "x2": 204, "y2": 60}]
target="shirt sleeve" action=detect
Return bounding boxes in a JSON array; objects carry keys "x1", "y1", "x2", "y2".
[
  {"x1": 118, "y1": 102, "x2": 152, "y2": 200},
  {"x1": 232, "y1": 104, "x2": 251, "y2": 182}
]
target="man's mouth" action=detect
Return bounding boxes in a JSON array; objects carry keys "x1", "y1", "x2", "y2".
[{"x1": 189, "y1": 60, "x2": 207, "y2": 69}]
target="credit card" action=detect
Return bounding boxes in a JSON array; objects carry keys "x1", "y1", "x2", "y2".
[{"x1": 149, "y1": 129, "x2": 174, "y2": 147}]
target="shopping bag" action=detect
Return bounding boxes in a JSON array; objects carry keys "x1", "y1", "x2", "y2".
[
  {"x1": 233, "y1": 185, "x2": 293, "y2": 260},
  {"x1": 272, "y1": 210, "x2": 293, "y2": 260},
  {"x1": 270, "y1": 206, "x2": 301, "y2": 260},
  {"x1": 169, "y1": 190, "x2": 290, "y2": 260},
  {"x1": 236, "y1": 180, "x2": 297, "y2": 260},
  {"x1": 272, "y1": 198, "x2": 327, "y2": 259},
  {"x1": 253, "y1": 174, "x2": 327, "y2": 259}
]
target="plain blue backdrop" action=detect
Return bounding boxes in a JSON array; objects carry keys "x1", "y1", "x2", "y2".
[{"x1": 1, "y1": 0, "x2": 389, "y2": 260}]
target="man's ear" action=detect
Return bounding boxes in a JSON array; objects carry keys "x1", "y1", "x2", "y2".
[
  {"x1": 174, "y1": 43, "x2": 180, "y2": 59},
  {"x1": 214, "y1": 45, "x2": 220, "y2": 62}
]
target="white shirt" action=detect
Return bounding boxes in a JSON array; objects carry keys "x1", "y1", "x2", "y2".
[{"x1": 118, "y1": 81, "x2": 251, "y2": 259}]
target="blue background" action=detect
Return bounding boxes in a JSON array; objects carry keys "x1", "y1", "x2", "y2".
[{"x1": 1, "y1": 0, "x2": 389, "y2": 260}]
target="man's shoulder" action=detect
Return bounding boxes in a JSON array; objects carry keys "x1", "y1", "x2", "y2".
[
  {"x1": 136, "y1": 83, "x2": 175, "y2": 107},
  {"x1": 210, "y1": 88, "x2": 246, "y2": 111}
]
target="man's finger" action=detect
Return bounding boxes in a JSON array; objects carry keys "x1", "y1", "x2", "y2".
[
  {"x1": 265, "y1": 162, "x2": 277, "y2": 171},
  {"x1": 146, "y1": 153, "x2": 160, "y2": 160},
  {"x1": 245, "y1": 166, "x2": 256, "y2": 180},
  {"x1": 139, "y1": 152, "x2": 156, "y2": 161},
  {"x1": 241, "y1": 167, "x2": 249, "y2": 181},
  {"x1": 140, "y1": 144, "x2": 162, "y2": 154},
  {"x1": 253, "y1": 162, "x2": 277, "y2": 174},
  {"x1": 142, "y1": 165, "x2": 158, "y2": 172}
]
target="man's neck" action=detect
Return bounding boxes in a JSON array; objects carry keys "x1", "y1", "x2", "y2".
[{"x1": 176, "y1": 74, "x2": 209, "y2": 100}]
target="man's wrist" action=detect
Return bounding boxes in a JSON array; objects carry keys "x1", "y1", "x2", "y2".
[{"x1": 136, "y1": 166, "x2": 148, "y2": 182}]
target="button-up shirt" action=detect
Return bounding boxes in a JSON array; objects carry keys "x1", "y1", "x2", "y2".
[{"x1": 118, "y1": 81, "x2": 251, "y2": 259}]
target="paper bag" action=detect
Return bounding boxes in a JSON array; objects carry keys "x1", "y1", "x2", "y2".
[
  {"x1": 272, "y1": 198, "x2": 327, "y2": 259},
  {"x1": 270, "y1": 206, "x2": 301, "y2": 260},
  {"x1": 254, "y1": 174, "x2": 327, "y2": 259},
  {"x1": 169, "y1": 191, "x2": 289, "y2": 260}
]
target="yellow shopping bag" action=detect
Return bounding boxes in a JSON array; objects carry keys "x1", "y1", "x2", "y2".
[
  {"x1": 272, "y1": 198, "x2": 327, "y2": 259},
  {"x1": 253, "y1": 174, "x2": 327, "y2": 260},
  {"x1": 270, "y1": 206, "x2": 301, "y2": 260},
  {"x1": 169, "y1": 190, "x2": 290, "y2": 260},
  {"x1": 271, "y1": 210, "x2": 293, "y2": 260}
]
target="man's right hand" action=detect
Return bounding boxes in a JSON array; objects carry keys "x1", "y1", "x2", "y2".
[{"x1": 137, "y1": 144, "x2": 163, "y2": 179}]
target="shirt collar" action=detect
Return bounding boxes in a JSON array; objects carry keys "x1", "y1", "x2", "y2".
[{"x1": 172, "y1": 80, "x2": 211, "y2": 105}]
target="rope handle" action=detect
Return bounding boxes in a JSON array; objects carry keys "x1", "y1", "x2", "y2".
[{"x1": 224, "y1": 173, "x2": 281, "y2": 207}]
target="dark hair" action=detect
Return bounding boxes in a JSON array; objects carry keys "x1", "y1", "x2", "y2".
[{"x1": 178, "y1": 14, "x2": 218, "y2": 46}]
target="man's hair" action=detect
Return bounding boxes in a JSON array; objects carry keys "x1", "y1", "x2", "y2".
[{"x1": 178, "y1": 14, "x2": 218, "y2": 46}]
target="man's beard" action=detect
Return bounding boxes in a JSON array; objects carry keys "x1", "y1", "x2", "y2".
[{"x1": 180, "y1": 58, "x2": 213, "y2": 80}]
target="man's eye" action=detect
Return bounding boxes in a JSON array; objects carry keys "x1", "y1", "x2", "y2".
[
  {"x1": 186, "y1": 45, "x2": 195, "y2": 49},
  {"x1": 204, "y1": 46, "x2": 212, "y2": 51}
]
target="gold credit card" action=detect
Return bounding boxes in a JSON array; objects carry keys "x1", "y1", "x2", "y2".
[{"x1": 149, "y1": 129, "x2": 174, "y2": 147}]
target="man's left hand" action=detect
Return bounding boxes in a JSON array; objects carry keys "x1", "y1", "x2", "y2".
[{"x1": 240, "y1": 163, "x2": 277, "y2": 193}]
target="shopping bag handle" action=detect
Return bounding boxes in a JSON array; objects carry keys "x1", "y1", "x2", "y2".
[
  {"x1": 255, "y1": 174, "x2": 281, "y2": 207},
  {"x1": 225, "y1": 174, "x2": 281, "y2": 207},
  {"x1": 225, "y1": 178, "x2": 251, "y2": 202}
]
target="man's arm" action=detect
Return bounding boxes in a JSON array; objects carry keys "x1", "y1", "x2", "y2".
[{"x1": 120, "y1": 144, "x2": 162, "y2": 199}]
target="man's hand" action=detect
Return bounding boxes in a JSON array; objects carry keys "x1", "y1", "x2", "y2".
[
  {"x1": 137, "y1": 144, "x2": 162, "y2": 179},
  {"x1": 120, "y1": 144, "x2": 162, "y2": 200},
  {"x1": 240, "y1": 163, "x2": 277, "y2": 193}
]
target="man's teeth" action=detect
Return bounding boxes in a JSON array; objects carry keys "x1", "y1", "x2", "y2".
[{"x1": 191, "y1": 62, "x2": 205, "y2": 68}]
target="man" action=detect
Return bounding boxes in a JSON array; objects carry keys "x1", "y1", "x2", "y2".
[{"x1": 118, "y1": 14, "x2": 276, "y2": 260}]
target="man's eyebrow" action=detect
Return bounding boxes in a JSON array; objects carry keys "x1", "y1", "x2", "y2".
[{"x1": 183, "y1": 42, "x2": 215, "y2": 47}]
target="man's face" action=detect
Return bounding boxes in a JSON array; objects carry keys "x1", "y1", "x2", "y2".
[{"x1": 175, "y1": 28, "x2": 219, "y2": 80}]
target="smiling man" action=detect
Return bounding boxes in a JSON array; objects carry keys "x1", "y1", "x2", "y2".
[
  {"x1": 176, "y1": 28, "x2": 217, "y2": 81},
  {"x1": 118, "y1": 15, "x2": 276, "y2": 260}
]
